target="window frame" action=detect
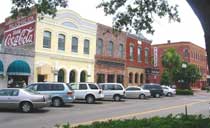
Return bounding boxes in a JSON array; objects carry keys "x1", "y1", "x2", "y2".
[{"x1": 58, "y1": 34, "x2": 65, "y2": 51}]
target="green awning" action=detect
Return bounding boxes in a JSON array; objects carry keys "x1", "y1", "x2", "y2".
[
  {"x1": 7, "y1": 60, "x2": 31, "y2": 76},
  {"x1": 0, "y1": 60, "x2": 3, "y2": 75}
]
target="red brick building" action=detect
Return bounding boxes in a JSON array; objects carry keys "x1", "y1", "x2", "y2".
[
  {"x1": 95, "y1": 24, "x2": 127, "y2": 84},
  {"x1": 152, "y1": 41, "x2": 208, "y2": 88},
  {"x1": 125, "y1": 34, "x2": 157, "y2": 86}
]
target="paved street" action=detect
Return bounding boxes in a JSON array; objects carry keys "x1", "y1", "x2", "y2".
[{"x1": 0, "y1": 91, "x2": 210, "y2": 128}]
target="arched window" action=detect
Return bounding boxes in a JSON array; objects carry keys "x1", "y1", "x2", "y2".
[
  {"x1": 58, "y1": 34, "x2": 65, "y2": 50},
  {"x1": 58, "y1": 69, "x2": 65, "y2": 82},
  {"x1": 129, "y1": 72, "x2": 133, "y2": 83},
  {"x1": 69, "y1": 70, "x2": 76, "y2": 83},
  {"x1": 96, "y1": 38, "x2": 103, "y2": 55},
  {"x1": 135, "y1": 73, "x2": 139, "y2": 83},
  {"x1": 43, "y1": 31, "x2": 51, "y2": 48},
  {"x1": 140, "y1": 74, "x2": 144, "y2": 83},
  {"x1": 80, "y1": 71, "x2": 87, "y2": 82}
]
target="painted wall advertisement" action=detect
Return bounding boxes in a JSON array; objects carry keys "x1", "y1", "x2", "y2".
[{"x1": 4, "y1": 14, "x2": 36, "y2": 48}]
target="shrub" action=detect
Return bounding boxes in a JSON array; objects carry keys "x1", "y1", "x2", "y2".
[
  {"x1": 176, "y1": 89, "x2": 194, "y2": 95},
  {"x1": 67, "y1": 114, "x2": 210, "y2": 128}
]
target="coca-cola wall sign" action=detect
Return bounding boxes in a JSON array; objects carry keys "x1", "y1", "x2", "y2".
[{"x1": 4, "y1": 14, "x2": 36, "y2": 47}]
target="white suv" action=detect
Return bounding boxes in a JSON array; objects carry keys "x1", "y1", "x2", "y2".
[
  {"x1": 69, "y1": 83, "x2": 104, "y2": 104},
  {"x1": 98, "y1": 83, "x2": 125, "y2": 101}
]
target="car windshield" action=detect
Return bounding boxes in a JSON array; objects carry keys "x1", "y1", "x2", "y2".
[{"x1": 24, "y1": 88, "x2": 39, "y2": 95}]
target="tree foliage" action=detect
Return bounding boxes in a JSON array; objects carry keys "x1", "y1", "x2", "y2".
[
  {"x1": 161, "y1": 48, "x2": 181, "y2": 84},
  {"x1": 160, "y1": 69, "x2": 170, "y2": 85},
  {"x1": 174, "y1": 62, "x2": 201, "y2": 89},
  {"x1": 11, "y1": 0, "x2": 68, "y2": 18},
  {"x1": 97, "y1": 0, "x2": 180, "y2": 34}
]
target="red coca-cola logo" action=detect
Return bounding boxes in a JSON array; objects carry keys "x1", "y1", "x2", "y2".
[{"x1": 4, "y1": 15, "x2": 36, "y2": 47}]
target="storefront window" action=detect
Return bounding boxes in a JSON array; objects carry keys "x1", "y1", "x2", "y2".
[
  {"x1": 107, "y1": 74, "x2": 115, "y2": 83},
  {"x1": 97, "y1": 73, "x2": 105, "y2": 83}
]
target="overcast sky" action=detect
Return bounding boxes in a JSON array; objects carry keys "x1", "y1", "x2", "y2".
[{"x1": 0, "y1": 0, "x2": 205, "y2": 48}]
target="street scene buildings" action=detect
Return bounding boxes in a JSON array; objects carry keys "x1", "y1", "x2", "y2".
[{"x1": 0, "y1": 9, "x2": 208, "y2": 88}]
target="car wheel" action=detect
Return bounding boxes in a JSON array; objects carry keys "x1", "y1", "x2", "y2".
[
  {"x1": 167, "y1": 92, "x2": 173, "y2": 97},
  {"x1": 52, "y1": 98, "x2": 63, "y2": 107},
  {"x1": 20, "y1": 102, "x2": 33, "y2": 113},
  {"x1": 86, "y1": 95, "x2": 95, "y2": 104},
  {"x1": 155, "y1": 93, "x2": 160, "y2": 98},
  {"x1": 114, "y1": 95, "x2": 121, "y2": 101},
  {"x1": 139, "y1": 94, "x2": 146, "y2": 99}
]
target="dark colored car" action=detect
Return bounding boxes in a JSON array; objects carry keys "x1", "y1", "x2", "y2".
[{"x1": 142, "y1": 83, "x2": 164, "y2": 98}]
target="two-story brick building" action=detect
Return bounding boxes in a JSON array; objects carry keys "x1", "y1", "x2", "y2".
[
  {"x1": 152, "y1": 41, "x2": 208, "y2": 88},
  {"x1": 95, "y1": 24, "x2": 126, "y2": 84},
  {"x1": 125, "y1": 33, "x2": 155, "y2": 86}
]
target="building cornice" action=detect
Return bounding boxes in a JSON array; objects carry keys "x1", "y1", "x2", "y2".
[{"x1": 35, "y1": 52, "x2": 95, "y2": 63}]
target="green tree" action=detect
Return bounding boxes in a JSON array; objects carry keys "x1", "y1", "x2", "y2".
[
  {"x1": 161, "y1": 48, "x2": 181, "y2": 84},
  {"x1": 160, "y1": 69, "x2": 170, "y2": 85},
  {"x1": 174, "y1": 62, "x2": 201, "y2": 89},
  {"x1": 10, "y1": 0, "x2": 68, "y2": 18}
]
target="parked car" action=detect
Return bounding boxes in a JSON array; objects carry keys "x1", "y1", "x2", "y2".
[
  {"x1": 0, "y1": 88, "x2": 50, "y2": 113},
  {"x1": 69, "y1": 82, "x2": 104, "y2": 104},
  {"x1": 27, "y1": 82, "x2": 75, "y2": 107},
  {"x1": 125, "y1": 86, "x2": 151, "y2": 99},
  {"x1": 161, "y1": 85, "x2": 176, "y2": 96},
  {"x1": 98, "y1": 83, "x2": 126, "y2": 101},
  {"x1": 142, "y1": 83, "x2": 164, "y2": 98}
]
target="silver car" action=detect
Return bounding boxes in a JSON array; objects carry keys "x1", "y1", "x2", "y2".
[
  {"x1": 125, "y1": 86, "x2": 151, "y2": 99},
  {"x1": 0, "y1": 88, "x2": 51, "y2": 113}
]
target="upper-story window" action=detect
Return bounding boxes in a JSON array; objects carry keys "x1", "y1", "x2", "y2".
[
  {"x1": 145, "y1": 48, "x2": 149, "y2": 64},
  {"x1": 84, "y1": 39, "x2": 90, "y2": 54},
  {"x1": 129, "y1": 44, "x2": 134, "y2": 61},
  {"x1": 58, "y1": 34, "x2": 65, "y2": 50},
  {"x1": 184, "y1": 48, "x2": 189, "y2": 57},
  {"x1": 108, "y1": 41, "x2": 114, "y2": 56},
  {"x1": 43, "y1": 31, "x2": 51, "y2": 48},
  {"x1": 119, "y1": 44, "x2": 124, "y2": 58},
  {"x1": 138, "y1": 46, "x2": 142, "y2": 62},
  {"x1": 96, "y1": 38, "x2": 103, "y2": 55},
  {"x1": 72, "y1": 37, "x2": 78, "y2": 53}
]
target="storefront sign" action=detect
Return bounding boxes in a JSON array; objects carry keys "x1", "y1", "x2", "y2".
[
  {"x1": 154, "y1": 47, "x2": 158, "y2": 67},
  {"x1": 4, "y1": 15, "x2": 36, "y2": 47},
  {"x1": 146, "y1": 68, "x2": 160, "y2": 74}
]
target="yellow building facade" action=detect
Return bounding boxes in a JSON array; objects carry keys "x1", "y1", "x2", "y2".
[{"x1": 34, "y1": 10, "x2": 96, "y2": 83}]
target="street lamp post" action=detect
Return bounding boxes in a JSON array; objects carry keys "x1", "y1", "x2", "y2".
[{"x1": 182, "y1": 63, "x2": 187, "y2": 88}]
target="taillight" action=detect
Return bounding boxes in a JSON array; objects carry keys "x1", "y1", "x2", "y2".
[{"x1": 67, "y1": 91, "x2": 73, "y2": 96}]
